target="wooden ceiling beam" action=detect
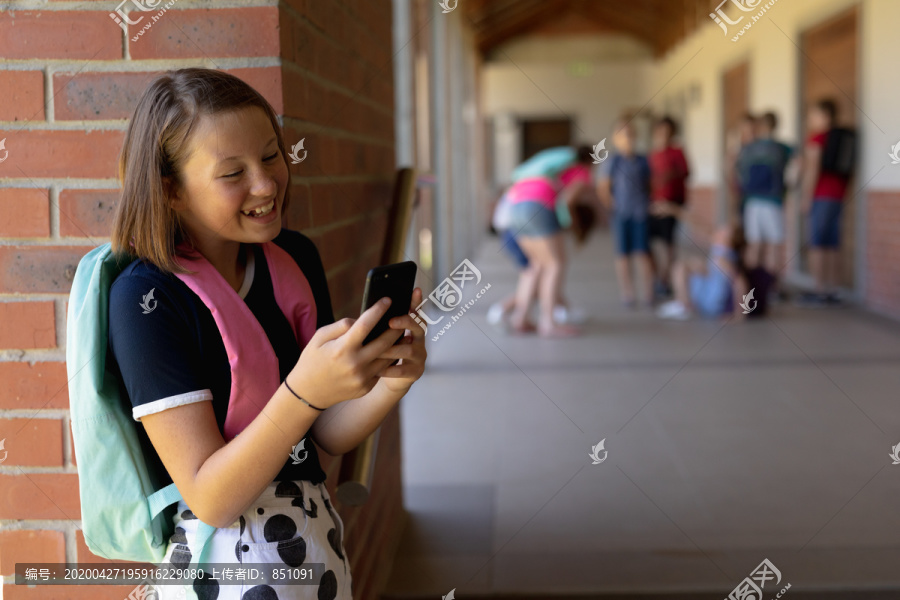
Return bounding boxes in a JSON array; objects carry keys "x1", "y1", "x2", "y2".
[{"x1": 475, "y1": 0, "x2": 572, "y2": 53}]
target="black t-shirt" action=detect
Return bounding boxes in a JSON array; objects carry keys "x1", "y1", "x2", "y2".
[{"x1": 108, "y1": 229, "x2": 333, "y2": 486}]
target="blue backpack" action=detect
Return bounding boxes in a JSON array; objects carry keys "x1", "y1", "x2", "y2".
[
  {"x1": 66, "y1": 243, "x2": 216, "y2": 567},
  {"x1": 738, "y1": 139, "x2": 791, "y2": 200}
]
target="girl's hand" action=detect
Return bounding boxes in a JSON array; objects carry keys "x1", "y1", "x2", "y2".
[
  {"x1": 286, "y1": 298, "x2": 403, "y2": 409},
  {"x1": 375, "y1": 287, "x2": 428, "y2": 394}
]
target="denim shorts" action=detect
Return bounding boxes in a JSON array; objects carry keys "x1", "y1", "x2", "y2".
[
  {"x1": 809, "y1": 199, "x2": 842, "y2": 248},
  {"x1": 507, "y1": 201, "x2": 561, "y2": 237},
  {"x1": 613, "y1": 215, "x2": 649, "y2": 255}
]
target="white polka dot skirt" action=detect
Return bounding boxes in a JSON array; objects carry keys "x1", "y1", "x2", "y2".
[{"x1": 157, "y1": 479, "x2": 353, "y2": 600}]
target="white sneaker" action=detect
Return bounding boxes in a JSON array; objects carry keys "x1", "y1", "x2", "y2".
[
  {"x1": 553, "y1": 305, "x2": 588, "y2": 325},
  {"x1": 487, "y1": 303, "x2": 506, "y2": 326},
  {"x1": 656, "y1": 300, "x2": 691, "y2": 320}
]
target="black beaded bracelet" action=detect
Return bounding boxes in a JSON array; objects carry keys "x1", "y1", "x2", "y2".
[{"x1": 283, "y1": 379, "x2": 325, "y2": 411}]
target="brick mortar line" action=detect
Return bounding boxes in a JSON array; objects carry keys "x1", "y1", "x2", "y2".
[
  {"x1": 43, "y1": 66, "x2": 54, "y2": 123},
  {"x1": 0, "y1": 0, "x2": 276, "y2": 10},
  {"x1": 0, "y1": 351, "x2": 65, "y2": 362},
  {"x1": 0, "y1": 179, "x2": 118, "y2": 188},
  {"x1": 0, "y1": 239, "x2": 106, "y2": 246},
  {"x1": 0, "y1": 466, "x2": 78, "y2": 473},
  {"x1": 0, "y1": 410, "x2": 71, "y2": 418},
  {"x1": 0, "y1": 57, "x2": 281, "y2": 71},
  {"x1": 0, "y1": 520, "x2": 72, "y2": 531},
  {"x1": 49, "y1": 185, "x2": 60, "y2": 239},
  {"x1": 54, "y1": 298, "x2": 67, "y2": 364},
  {"x1": 0, "y1": 293, "x2": 69, "y2": 301}
]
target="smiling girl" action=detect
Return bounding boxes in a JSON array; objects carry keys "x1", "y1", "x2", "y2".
[{"x1": 107, "y1": 68, "x2": 426, "y2": 600}]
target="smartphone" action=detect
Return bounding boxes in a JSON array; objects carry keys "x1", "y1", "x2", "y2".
[{"x1": 360, "y1": 261, "x2": 418, "y2": 346}]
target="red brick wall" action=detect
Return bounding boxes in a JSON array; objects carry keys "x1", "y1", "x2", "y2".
[
  {"x1": 0, "y1": 3, "x2": 402, "y2": 599},
  {"x1": 684, "y1": 185, "x2": 718, "y2": 247},
  {"x1": 866, "y1": 190, "x2": 900, "y2": 319}
]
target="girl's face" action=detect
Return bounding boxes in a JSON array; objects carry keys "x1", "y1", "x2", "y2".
[{"x1": 171, "y1": 106, "x2": 288, "y2": 248}]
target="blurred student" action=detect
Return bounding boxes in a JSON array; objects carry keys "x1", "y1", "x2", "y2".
[
  {"x1": 597, "y1": 119, "x2": 653, "y2": 307},
  {"x1": 726, "y1": 113, "x2": 757, "y2": 220},
  {"x1": 736, "y1": 111, "x2": 792, "y2": 296},
  {"x1": 797, "y1": 99, "x2": 855, "y2": 306},
  {"x1": 652, "y1": 202, "x2": 751, "y2": 321},
  {"x1": 487, "y1": 175, "x2": 588, "y2": 331},
  {"x1": 648, "y1": 115, "x2": 690, "y2": 298},
  {"x1": 504, "y1": 147, "x2": 594, "y2": 337}
]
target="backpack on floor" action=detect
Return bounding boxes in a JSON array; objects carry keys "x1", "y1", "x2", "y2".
[
  {"x1": 820, "y1": 127, "x2": 856, "y2": 178},
  {"x1": 66, "y1": 243, "x2": 217, "y2": 567}
]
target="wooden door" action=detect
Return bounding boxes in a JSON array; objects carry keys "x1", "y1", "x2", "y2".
[
  {"x1": 800, "y1": 6, "x2": 858, "y2": 288},
  {"x1": 520, "y1": 118, "x2": 572, "y2": 162},
  {"x1": 721, "y1": 61, "x2": 749, "y2": 221}
]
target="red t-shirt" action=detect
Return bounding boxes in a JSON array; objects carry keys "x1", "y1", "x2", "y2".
[
  {"x1": 649, "y1": 146, "x2": 689, "y2": 204},
  {"x1": 810, "y1": 132, "x2": 850, "y2": 201}
]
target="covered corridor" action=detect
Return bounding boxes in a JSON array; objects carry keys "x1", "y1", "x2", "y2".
[{"x1": 385, "y1": 230, "x2": 900, "y2": 597}]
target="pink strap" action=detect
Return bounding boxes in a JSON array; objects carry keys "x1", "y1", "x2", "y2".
[{"x1": 173, "y1": 241, "x2": 318, "y2": 441}]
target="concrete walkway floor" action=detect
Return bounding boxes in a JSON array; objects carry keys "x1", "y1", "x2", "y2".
[{"x1": 381, "y1": 230, "x2": 900, "y2": 598}]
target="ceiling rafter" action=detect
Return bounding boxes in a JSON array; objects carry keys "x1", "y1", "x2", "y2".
[{"x1": 463, "y1": 0, "x2": 720, "y2": 57}]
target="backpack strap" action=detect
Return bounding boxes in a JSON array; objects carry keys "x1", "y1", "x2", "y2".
[
  {"x1": 147, "y1": 483, "x2": 182, "y2": 519},
  {"x1": 146, "y1": 483, "x2": 221, "y2": 568},
  {"x1": 190, "y1": 522, "x2": 218, "y2": 567}
]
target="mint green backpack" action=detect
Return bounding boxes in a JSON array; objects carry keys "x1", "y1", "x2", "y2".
[{"x1": 66, "y1": 243, "x2": 216, "y2": 567}]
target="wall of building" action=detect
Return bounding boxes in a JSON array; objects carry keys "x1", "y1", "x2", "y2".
[
  {"x1": 646, "y1": 0, "x2": 900, "y2": 316},
  {"x1": 0, "y1": 2, "x2": 403, "y2": 599}
]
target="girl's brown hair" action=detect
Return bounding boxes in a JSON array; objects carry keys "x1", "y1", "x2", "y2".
[{"x1": 110, "y1": 68, "x2": 290, "y2": 274}]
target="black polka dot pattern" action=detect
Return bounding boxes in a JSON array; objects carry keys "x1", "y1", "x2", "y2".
[
  {"x1": 241, "y1": 584, "x2": 279, "y2": 600},
  {"x1": 263, "y1": 514, "x2": 297, "y2": 543},
  {"x1": 318, "y1": 570, "x2": 337, "y2": 600},
  {"x1": 193, "y1": 570, "x2": 220, "y2": 600},
  {"x1": 274, "y1": 480, "x2": 301, "y2": 497},
  {"x1": 326, "y1": 528, "x2": 344, "y2": 561},
  {"x1": 169, "y1": 526, "x2": 192, "y2": 567},
  {"x1": 181, "y1": 509, "x2": 197, "y2": 520},
  {"x1": 262, "y1": 513, "x2": 308, "y2": 567},
  {"x1": 323, "y1": 499, "x2": 345, "y2": 561},
  {"x1": 292, "y1": 495, "x2": 317, "y2": 518}
]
